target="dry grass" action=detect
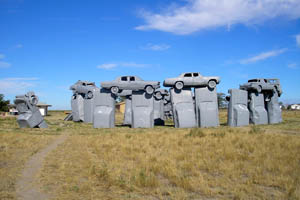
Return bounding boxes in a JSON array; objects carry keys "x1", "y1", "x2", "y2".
[
  {"x1": 0, "y1": 116, "x2": 56, "y2": 199},
  {"x1": 1, "y1": 110, "x2": 300, "y2": 199}
]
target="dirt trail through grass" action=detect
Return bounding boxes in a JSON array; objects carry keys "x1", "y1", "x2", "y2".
[{"x1": 16, "y1": 133, "x2": 68, "y2": 200}]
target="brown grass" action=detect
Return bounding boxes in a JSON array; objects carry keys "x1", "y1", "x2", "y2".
[{"x1": 1, "y1": 110, "x2": 300, "y2": 199}]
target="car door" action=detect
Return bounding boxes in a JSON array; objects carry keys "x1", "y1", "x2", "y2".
[
  {"x1": 120, "y1": 76, "x2": 129, "y2": 89},
  {"x1": 192, "y1": 73, "x2": 203, "y2": 86},
  {"x1": 183, "y1": 73, "x2": 193, "y2": 86},
  {"x1": 129, "y1": 76, "x2": 138, "y2": 90}
]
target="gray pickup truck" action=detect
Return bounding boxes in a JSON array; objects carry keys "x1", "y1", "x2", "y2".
[
  {"x1": 240, "y1": 78, "x2": 282, "y2": 96},
  {"x1": 163, "y1": 72, "x2": 220, "y2": 90},
  {"x1": 101, "y1": 76, "x2": 160, "y2": 94}
]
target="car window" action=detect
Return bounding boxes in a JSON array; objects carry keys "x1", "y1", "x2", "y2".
[
  {"x1": 193, "y1": 73, "x2": 199, "y2": 77},
  {"x1": 82, "y1": 83, "x2": 86, "y2": 86},
  {"x1": 248, "y1": 79, "x2": 257, "y2": 82},
  {"x1": 130, "y1": 77, "x2": 135, "y2": 81},
  {"x1": 184, "y1": 73, "x2": 192, "y2": 77},
  {"x1": 264, "y1": 79, "x2": 267, "y2": 83},
  {"x1": 121, "y1": 77, "x2": 127, "y2": 81}
]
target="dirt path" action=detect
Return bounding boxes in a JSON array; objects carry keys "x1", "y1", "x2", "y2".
[{"x1": 16, "y1": 134, "x2": 69, "y2": 200}]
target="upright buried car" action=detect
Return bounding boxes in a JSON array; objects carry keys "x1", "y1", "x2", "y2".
[
  {"x1": 240, "y1": 78, "x2": 282, "y2": 96},
  {"x1": 101, "y1": 76, "x2": 160, "y2": 94},
  {"x1": 163, "y1": 72, "x2": 220, "y2": 90}
]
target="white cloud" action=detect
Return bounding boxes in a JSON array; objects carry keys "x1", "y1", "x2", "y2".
[
  {"x1": 0, "y1": 77, "x2": 38, "y2": 95},
  {"x1": 0, "y1": 54, "x2": 5, "y2": 59},
  {"x1": 240, "y1": 48, "x2": 287, "y2": 64},
  {"x1": 136, "y1": 0, "x2": 300, "y2": 35},
  {"x1": 141, "y1": 43, "x2": 170, "y2": 51},
  {"x1": 0, "y1": 61, "x2": 11, "y2": 68},
  {"x1": 296, "y1": 34, "x2": 300, "y2": 47},
  {"x1": 97, "y1": 62, "x2": 151, "y2": 70},
  {"x1": 288, "y1": 63, "x2": 298, "y2": 69},
  {"x1": 97, "y1": 63, "x2": 117, "y2": 69}
]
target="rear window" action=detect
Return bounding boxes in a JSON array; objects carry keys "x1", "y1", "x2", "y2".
[
  {"x1": 193, "y1": 73, "x2": 199, "y2": 77},
  {"x1": 130, "y1": 77, "x2": 135, "y2": 81}
]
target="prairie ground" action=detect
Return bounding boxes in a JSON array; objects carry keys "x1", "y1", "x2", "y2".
[{"x1": 0, "y1": 110, "x2": 300, "y2": 200}]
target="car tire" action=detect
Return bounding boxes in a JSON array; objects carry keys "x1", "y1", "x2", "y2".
[
  {"x1": 30, "y1": 96, "x2": 38, "y2": 105},
  {"x1": 145, "y1": 85, "x2": 154, "y2": 94},
  {"x1": 175, "y1": 81, "x2": 184, "y2": 90},
  {"x1": 208, "y1": 80, "x2": 216, "y2": 89},
  {"x1": 111, "y1": 86, "x2": 119, "y2": 94},
  {"x1": 154, "y1": 91, "x2": 163, "y2": 100},
  {"x1": 257, "y1": 85, "x2": 262, "y2": 93},
  {"x1": 87, "y1": 91, "x2": 93, "y2": 99}
]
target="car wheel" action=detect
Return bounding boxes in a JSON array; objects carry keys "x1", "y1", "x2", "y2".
[
  {"x1": 208, "y1": 80, "x2": 216, "y2": 89},
  {"x1": 154, "y1": 91, "x2": 163, "y2": 100},
  {"x1": 175, "y1": 81, "x2": 184, "y2": 90},
  {"x1": 87, "y1": 91, "x2": 93, "y2": 99},
  {"x1": 145, "y1": 85, "x2": 154, "y2": 94},
  {"x1": 30, "y1": 96, "x2": 38, "y2": 105},
  {"x1": 111, "y1": 86, "x2": 119, "y2": 94},
  {"x1": 257, "y1": 85, "x2": 262, "y2": 93}
]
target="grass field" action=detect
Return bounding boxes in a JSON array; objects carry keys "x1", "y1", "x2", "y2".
[{"x1": 1, "y1": 110, "x2": 300, "y2": 199}]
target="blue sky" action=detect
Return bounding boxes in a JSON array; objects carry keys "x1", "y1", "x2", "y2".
[{"x1": 0, "y1": 0, "x2": 300, "y2": 109}]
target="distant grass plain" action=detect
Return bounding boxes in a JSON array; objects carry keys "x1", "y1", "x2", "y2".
[{"x1": 0, "y1": 110, "x2": 300, "y2": 199}]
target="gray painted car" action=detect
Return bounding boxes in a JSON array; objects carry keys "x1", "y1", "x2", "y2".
[
  {"x1": 163, "y1": 72, "x2": 220, "y2": 90},
  {"x1": 240, "y1": 78, "x2": 282, "y2": 96},
  {"x1": 70, "y1": 80, "x2": 97, "y2": 99},
  {"x1": 101, "y1": 76, "x2": 160, "y2": 94}
]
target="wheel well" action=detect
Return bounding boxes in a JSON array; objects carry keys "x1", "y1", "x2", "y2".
[{"x1": 144, "y1": 85, "x2": 153, "y2": 89}]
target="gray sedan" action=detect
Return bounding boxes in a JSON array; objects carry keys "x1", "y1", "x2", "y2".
[
  {"x1": 101, "y1": 76, "x2": 160, "y2": 94},
  {"x1": 163, "y1": 72, "x2": 220, "y2": 90}
]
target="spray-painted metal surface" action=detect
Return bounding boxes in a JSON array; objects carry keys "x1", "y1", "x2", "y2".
[
  {"x1": 14, "y1": 92, "x2": 48, "y2": 128},
  {"x1": 71, "y1": 94, "x2": 84, "y2": 122},
  {"x1": 248, "y1": 93, "x2": 268, "y2": 125},
  {"x1": 123, "y1": 96, "x2": 132, "y2": 125},
  {"x1": 131, "y1": 91, "x2": 154, "y2": 128},
  {"x1": 240, "y1": 78, "x2": 282, "y2": 95},
  {"x1": 164, "y1": 72, "x2": 220, "y2": 90},
  {"x1": 153, "y1": 89, "x2": 169, "y2": 125},
  {"x1": 227, "y1": 89, "x2": 249, "y2": 127},
  {"x1": 194, "y1": 87, "x2": 219, "y2": 127},
  {"x1": 101, "y1": 76, "x2": 160, "y2": 95},
  {"x1": 70, "y1": 80, "x2": 99, "y2": 123},
  {"x1": 266, "y1": 91, "x2": 282, "y2": 124},
  {"x1": 93, "y1": 89, "x2": 116, "y2": 128},
  {"x1": 163, "y1": 93, "x2": 173, "y2": 120},
  {"x1": 170, "y1": 88, "x2": 197, "y2": 128}
]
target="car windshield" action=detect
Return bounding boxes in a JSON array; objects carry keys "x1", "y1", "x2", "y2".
[{"x1": 267, "y1": 79, "x2": 278, "y2": 83}]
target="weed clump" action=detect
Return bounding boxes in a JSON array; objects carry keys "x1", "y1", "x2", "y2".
[{"x1": 185, "y1": 128, "x2": 206, "y2": 138}]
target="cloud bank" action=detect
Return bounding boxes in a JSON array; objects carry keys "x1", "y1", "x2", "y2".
[
  {"x1": 97, "y1": 62, "x2": 151, "y2": 70},
  {"x1": 0, "y1": 77, "x2": 38, "y2": 95},
  {"x1": 136, "y1": 0, "x2": 300, "y2": 35},
  {"x1": 240, "y1": 48, "x2": 287, "y2": 64}
]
